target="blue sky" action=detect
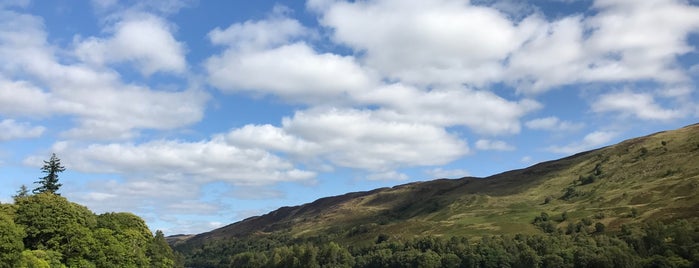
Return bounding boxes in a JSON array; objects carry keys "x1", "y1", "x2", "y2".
[{"x1": 1, "y1": 0, "x2": 698, "y2": 235}]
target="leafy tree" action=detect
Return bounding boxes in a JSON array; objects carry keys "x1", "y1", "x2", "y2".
[
  {"x1": 33, "y1": 154, "x2": 65, "y2": 195},
  {"x1": 148, "y1": 230, "x2": 177, "y2": 268},
  {"x1": 13, "y1": 193, "x2": 97, "y2": 264},
  {"x1": 0, "y1": 212, "x2": 25, "y2": 268},
  {"x1": 18, "y1": 249, "x2": 64, "y2": 268}
]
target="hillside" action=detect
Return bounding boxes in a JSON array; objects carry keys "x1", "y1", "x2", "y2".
[
  {"x1": 173, "y1": 124, "x2": 699, "y2": 267},
  {"x1": 177, "y1": 123, "x2": 699, "y2": 247}
]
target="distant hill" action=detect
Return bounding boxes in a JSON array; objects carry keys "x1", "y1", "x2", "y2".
[{"x1": 174, "y1": 123, "x2": 699, "y2": 252}]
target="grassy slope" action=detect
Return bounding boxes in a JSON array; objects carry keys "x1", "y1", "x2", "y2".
[{"x1": 180, "y1": 123, "x2": 699, "y2": 247}]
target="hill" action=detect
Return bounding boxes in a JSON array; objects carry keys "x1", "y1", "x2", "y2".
[{"x1": 174, "y1": 123, "x2": 699, "y2": 267}]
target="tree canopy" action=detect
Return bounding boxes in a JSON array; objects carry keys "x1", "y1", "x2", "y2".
[{"x1": 0, "y1": 156, "x2": 182, "y2": 267}]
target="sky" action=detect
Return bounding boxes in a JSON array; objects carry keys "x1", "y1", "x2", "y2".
[{"x1": 0, "y1": 0, "x2": 698, "y2": 235}]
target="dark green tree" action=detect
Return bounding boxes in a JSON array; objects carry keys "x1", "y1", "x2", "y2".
[{"x1": 33, "y1": 153, "x2": 65, "y2": 195}]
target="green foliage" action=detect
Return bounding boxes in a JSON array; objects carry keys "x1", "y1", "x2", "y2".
[
  {"x1": 172, "y1": 219, "x2": 699, "y2": 267},
  {"x1": 561, "y1": 186, "x2": 580, "y2": 200},
  {"x1": 176, "y1": 219, "x2": 699, "y2": 268},
  {"x1": 6, "y1": 193, "x2": 180, "y2": 267},
  {"x1": 0, "y1": 212, "x2": 25, "y2": 268},
  {"x1": 14, "y1": 193, "x2": 96, "y2": 259},
  {"x1": 33, "y1": 154, "x2": 65, "y2": 195},
  {"x1": 18, "y1": 250, "x2": 65, "y2": 268},
  {"x1": 532, "y1": 212, "x2": 556, "y2": 233},
  {"x1": 149, "y1": 230, "x2": 177, "y2": 268},
  {"x1": 4, "y1": 153, "x2": 181, "y2": 267}
]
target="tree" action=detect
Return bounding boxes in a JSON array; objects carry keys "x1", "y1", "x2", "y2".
[
  {"x1": 14, "y1": 193, "x2": 97, "y2": 263},
  {"x1": 148, "y1": 230, "x2": 178, "y2": 268},
  {"x1": 13, "y1": 185, "x2": 30, "y2": 200},
  {"x1": 33, "y1": 153, "x2": 65, "y2": 195},
  {"x1": 0, "y1": 212, "x2": 25, "y2": 268}
]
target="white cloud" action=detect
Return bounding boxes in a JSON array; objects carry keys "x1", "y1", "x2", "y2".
[
  {"x1": 547, "y1": 130, "x2": 618, "y2": 154},
  {"x1": 0, "y1": 78, "x2": 52, "y2": 116},
  {"x1": 424, "y1": 168, "x2": 470, "y2": 179},
  {"x1": 30, "y1": 138, "x2": 316, "y2": 186},
  {"x1": 55, "y1": 83, "x2": 208, "y2": 140},
  {"x1": 360, "y1": 84, "x2": 540, "y2": 135},
  {"x1": 525, "y1": 116, "x2": 584, "y2": 131},
  {"x1": 0, "y1": 119, "x2": 45, "y2": 141},
  {"x1": 508, "y1": 0, "x2": 699, "y2": 93},
  {"x1": 228, "y1": 108, "x2": 469, "y2": 171},
  {"x1": 317, "y1": 0, "x2": 522, "y2": 86},
  {"x1": 75, "y1": 14, "x2": 186, "y2": 76},
  {"x1": 0, "y1": 10, "x2": 208, "y2": 140},
  {"x1": 207, "y1": 43, "x2": 374, "y2": 104},
  {"x1": 505, "y1": 15, "x2": 587, "y2": 92},
  {"x1": 310, "y1": 0, "x2": 699, "y2": 93},
  {"x1": 208, "y1": 15, "x2": 309, "y2": 49},
  {"x1": 592, "y1": 91, "x2": 682, "y2": 120},
  {"x1": 475, "y1": 139, "x2": 515, "y2": 151}
]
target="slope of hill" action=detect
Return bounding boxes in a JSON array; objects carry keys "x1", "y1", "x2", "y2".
[
  {"x1": 173, "y1": 124, "x2": 699, "y2": 267},
  {"x1": 175, "y1": 123, "x2": 699, "y2": 251}
]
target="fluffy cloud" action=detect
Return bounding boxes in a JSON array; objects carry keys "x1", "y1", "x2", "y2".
[
  {"x1": 0, "y1": 10, "x2": 207, "y2": 140},
  {"x1": 592, "y1": 91, "x2": 682, "y2": 120},
  {"x1": 311, "y1": 0, "x2": 699, "y2": 93},
  {"x1": 37, "y1": 138, "x2": 316, "y2": 186},
  {"x1": 475, "y1": 139, "x2": 515, "y2": 151},
  {"x1": 207, "y1": 43, "x2": 374, "y2": 104},
  {"x1": 360, "y1": 84, "x2": 540, "y2": 135},
  {"x1": 0, "y1": 119, "x2": 45, "y2": 141},
  {"x1": 316, "y1": 0, "x2": 522, "y2": 86},
  {"x1": 547, "y1": 130, "x2": 618, "y2": 154},
  {"x1": 0, "y1": 78, "x2": 52, "y2": 116},
  {"x1": 508, "y1": 0, "x2": 699, "y2": 93},
  {"x1": 75, "y1": 14, "x2": 187, "y2": 75},
  {"x1": 228, "y1": 108, "x2": 469, "y2": 171},
  {"x1": 208, "y1": 14, "x2": 309, "y2": 49}
]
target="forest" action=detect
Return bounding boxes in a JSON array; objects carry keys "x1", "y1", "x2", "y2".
[{"x1": 176, "y1": 218, "x2": 699, "y2": 268}]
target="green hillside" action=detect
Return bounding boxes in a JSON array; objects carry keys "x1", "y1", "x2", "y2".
[{"x1": 174, "y1": 123, "x2": 699, "y2": 267}]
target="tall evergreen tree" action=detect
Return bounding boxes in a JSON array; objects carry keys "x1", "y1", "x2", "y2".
[{"x1": 33, "y1": 153, "x2": 65, "y2": 195}]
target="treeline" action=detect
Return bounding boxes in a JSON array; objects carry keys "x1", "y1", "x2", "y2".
[
  {"x1": 176, "y1": 219, "x2": 698, "y2": 268},
  {"x1": 0, "y1": 193, "x2": 182, "y2": 268}
]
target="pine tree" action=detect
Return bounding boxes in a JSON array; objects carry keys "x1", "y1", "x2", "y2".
[{"x1": 33, "y1": 153, "x2": 65, "y2": 195}]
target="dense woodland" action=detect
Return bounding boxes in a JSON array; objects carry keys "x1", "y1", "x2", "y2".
[
  {"x1": 176, "y1": 218, "x2": 699, "y2": 268},
  {"x1": 0, "y1": 154, "x2": 182, "y2": 267}
]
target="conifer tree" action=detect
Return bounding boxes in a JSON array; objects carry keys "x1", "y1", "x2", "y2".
[{"x1": 33, "y1": 153, "x2": 65, "y2": 195}]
